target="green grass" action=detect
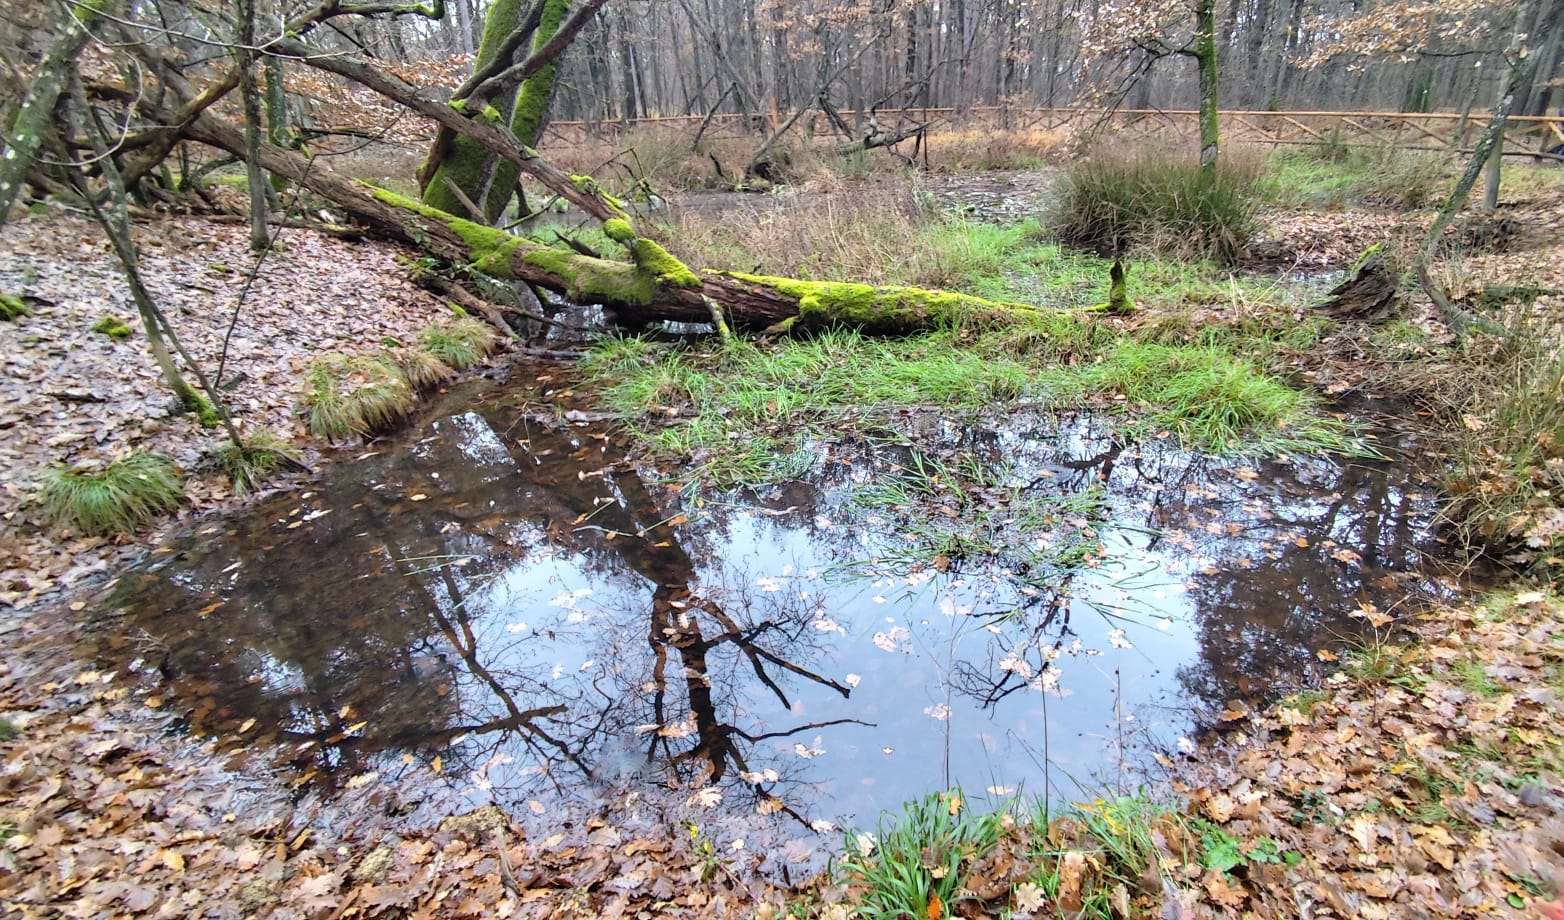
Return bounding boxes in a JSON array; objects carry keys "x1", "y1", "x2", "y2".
[
  {"x1": 303, "y1": 352, "x2": 418, "y2": 440},
  {"x1": 582, "y1": 329, "x2": 1038, "y2": 486},
  {"x1": 1265, "y1": 147, "x2": 1452, "y2": 209},
  {"x1": 847, "y1": 447, "x2": 1111, "y2": 580},
  {"x1": 837, "y1": 791, "x2": 1003, "y2": 920},
  {"x1": 1061, "y1": 342, "x2": 1356, "y2": 454},
  {"x1": 214, "y1": 429, "x2": 298, "y2": 495},
  {"x1": 1050, "y1": 147, "x2": 1265, "y2": 265},
  {"x1": 38, "y1": 452, "x2": 184, "y2": 535},
  {"x1": 583, "y1": 323, "x2": 1358, "y2": 487},
  {"x1": 417, "y1": 316, "x2": 496, "y2": 371},
  {"x1": 0, "y1": 293, "x2": 29, "y2": 321}
]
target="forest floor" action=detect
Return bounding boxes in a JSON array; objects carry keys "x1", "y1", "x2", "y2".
[{"x1": 1, "y1": 181, "x2": 1562, "y2": 918}]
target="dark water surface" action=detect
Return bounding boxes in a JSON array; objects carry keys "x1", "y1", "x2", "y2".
[{"x1": 88, "y1": 371, "x2": 1456, "y2": 865}]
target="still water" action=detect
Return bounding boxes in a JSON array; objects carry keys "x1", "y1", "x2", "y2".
[{"x1": 89, "y1": 370, "x2": 1451, "y2": 867}]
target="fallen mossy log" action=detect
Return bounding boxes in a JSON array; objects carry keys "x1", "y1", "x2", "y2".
[{"x1": 183, "y1": 111, "x2": 1065, "y2": 334}]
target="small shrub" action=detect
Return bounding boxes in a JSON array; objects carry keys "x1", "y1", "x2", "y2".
[
  {"x1": 1050, "y1": 146, "x2": 1264, "y2": 264},
  {"x1": 215, "y1": 429, "x2": 299, "y2": 495},
  {"x1": 92, "y1": 316, "x2": 134, "y2": 340},
  {"x1": 303, "y1": 352, "x2": 416, "y2": 440},
  {"x1": 39, "y1": 452, "x2": 184, "y2": 535},
  {"x1": 417, "y1": 317, "x2": 496, "y2": 370}
]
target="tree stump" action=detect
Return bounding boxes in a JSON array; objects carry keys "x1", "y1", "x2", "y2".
[{"x1": 1316, "y1": 244, "x2": 1401, "y2": 324}]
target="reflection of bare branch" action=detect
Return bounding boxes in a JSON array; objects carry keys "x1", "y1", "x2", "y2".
[{"x1": 737, "y1": 718, "x2": 875, "y2": 743}]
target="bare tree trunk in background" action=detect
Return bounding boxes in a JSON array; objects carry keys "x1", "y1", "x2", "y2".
[
  {"x1": 1419, "y1": 0, "x2": 1544, "y2": 331},
  {"x1": 237, "y1": 0, "x2": 270, "y2": 250}
]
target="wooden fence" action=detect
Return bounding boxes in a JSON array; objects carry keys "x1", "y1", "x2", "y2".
[{"x1": 541, "y1": 107, "x2": 1564, "y2": 158}]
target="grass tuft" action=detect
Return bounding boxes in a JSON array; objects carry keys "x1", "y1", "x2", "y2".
[
  {"x1": 38, "y1": 452, "x2": 184, "y2": 535},
  {"x1": 417, "y1": 317, "x2": 496, "y2": 370},
  {"x1": 1050, "y1": 146, "x2": 1265, "y2": 265},
  {"x1": 838, "y1": 791, "x2": 1002, "y2": 920},
  {"x1": 394, "y1": 347, "x2": 456, "y2": 390},
  {"x1": 0, "y1": 293, "x2": 29, "y2": 321},
  {"x1": 214, "y1": 429, "x2": 299, "y2": 495},
  {"x1": 1445, "y1": 315, "x2": 1564, "y2": 571},
  {"x1": 303, "y1": 352, "x2": 417, "y2": 440}
]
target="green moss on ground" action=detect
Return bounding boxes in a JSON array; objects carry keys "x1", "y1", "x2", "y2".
[{"x1": 91, "y1": 317, "x2": 133, "y2": 340}]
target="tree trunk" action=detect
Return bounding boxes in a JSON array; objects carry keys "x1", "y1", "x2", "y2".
[
  {"x1": 0, "y1": 0, "x2": 115, "y2": 232},
  {"x1": 1417, "y1": 0, "x2": 1544, "y2": 333},
  {"x1": 1193, "y1": 0, "x2": 1220, "y2": 185},
  {"x1": 418, "y1": 0, "x2": 530, "y2": 221}
]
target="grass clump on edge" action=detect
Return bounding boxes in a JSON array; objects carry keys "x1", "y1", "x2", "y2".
[
  {"x1": 1050, "y1": 146, "x2": 1264, "y2": 265},
  {"x1": 0, "y1": 293, "x2": 29, "y2": 321},
  {"x1": 302, "y1": 352, "x2": 417, "y2": 440},
  {"x1": 837, "y1": 791, "x2": 1003, "y2": 920},
  {"x1": 833, "y1": 791, "x2": 1292, "y2": 918},
  {"x1": 38, "y1": 452, "x2": 184, "y2": 536},
  {"x1": 1444, "y1": 319, "x2": 1564, "y2": 572},
  {"x1": 214, "y1": 428, "x2": 299, "y2": 495},
  {"x1": 417, "y1": 316, "x2": 496, "y2": 371},
  {"x1": 1071, "y1": 342, "x2": 1356, "y2": 454}
]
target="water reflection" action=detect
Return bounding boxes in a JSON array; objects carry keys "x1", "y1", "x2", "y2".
[{"x1": 91, "y1": 377, "x2": 1456, "y2": 857}]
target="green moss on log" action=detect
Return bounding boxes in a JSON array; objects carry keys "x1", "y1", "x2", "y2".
[
  {"x1": 630, "y1": 239, "x2": 700, "y2": 289},
  {"x1": 603, "y1": 218, "x2": 635, "y2": 244},
  {"x1": 372, "y1": 188, "x2": 672, "y2": 306},
  {"x1": 725, "y1": 272, "x2": 1047, "y2": 332}
]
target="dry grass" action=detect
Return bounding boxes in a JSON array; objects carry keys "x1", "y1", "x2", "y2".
[{"x1": 648, "y1": 180, "x2": 955, "y2": 285}]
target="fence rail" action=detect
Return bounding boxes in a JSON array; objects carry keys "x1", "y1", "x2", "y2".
[{"x1": 541, "y1": 107, "x2": 1564, "y2": 158}]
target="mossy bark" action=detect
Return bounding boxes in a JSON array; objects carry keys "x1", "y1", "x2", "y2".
[
  {"x1": 419, "y1": 0, "x2": 569, "y2": 223},
  {"x1": 0, "y1": 0, "x2": 116, "y2": 231},
  {"x1": 1192, "y1": 0, "x2": 1220, "y2": 187},
  {"x1": 419, "y1": 0, "x2": 527, "y2": 219},
  {"x1": 485, "y1": 0, "x2": 571, "y2": 220}
]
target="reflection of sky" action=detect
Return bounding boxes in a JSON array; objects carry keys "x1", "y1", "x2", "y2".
[{"x1": 95, "y1": 382, "x2": 1452, "y2": 857}]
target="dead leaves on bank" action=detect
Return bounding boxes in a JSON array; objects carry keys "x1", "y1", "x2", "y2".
[{"x1": 1172, "y1": 590, "x2": 1564, "y2": 918}]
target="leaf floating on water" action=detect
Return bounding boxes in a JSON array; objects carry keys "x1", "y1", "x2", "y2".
[
  {"x1": 756, "y1": 796, "x2": 784, "y2": 815},
  {"x1": 844, "y1": 673, "x2": 861, "y2": 688},
  {"x1": 923, "y1": 703, "x2": 951, "y2": 722},
  {"x1": 528, "y1": 800, "x2": 546, "y2": 815},
  {"x1": 793, "y1": 738, "x2": 825, "y2": 759},
  {"x1": 687, "y1": 787, "x2": 721, "y2": 809}
]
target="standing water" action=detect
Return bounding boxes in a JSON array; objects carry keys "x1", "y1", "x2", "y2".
[{"x1": 88, "y1": 370, "x2": 1454, "y2": 869}]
